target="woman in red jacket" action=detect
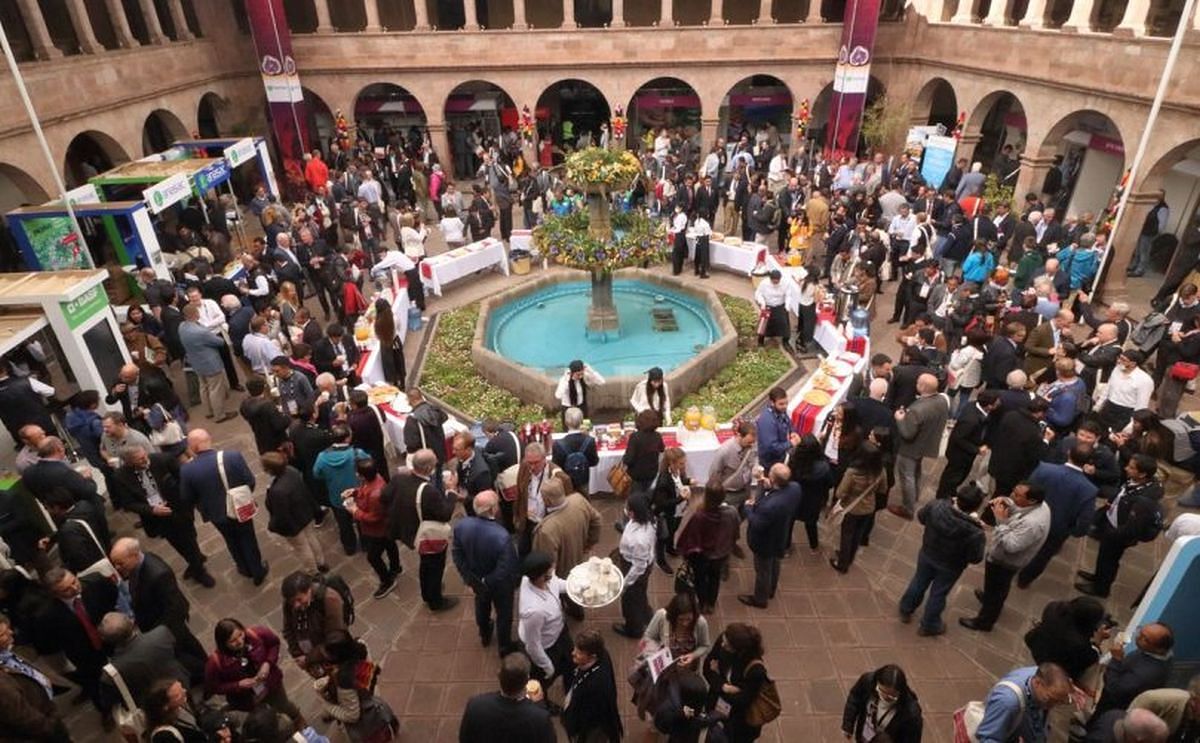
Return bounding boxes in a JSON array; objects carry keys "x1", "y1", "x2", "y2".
[
  {"x1": 203, "y1": 618, "x2": 303, "y2": 728},
  {"x1": 345, "y1": 458, "x2": 401, "y2": 599}
]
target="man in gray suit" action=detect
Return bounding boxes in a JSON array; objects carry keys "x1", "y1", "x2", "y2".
[
  {"x1": 889, "y1": 374, "x2": 950, "y2": 520},
  {"x1": 97, "y1": 612, "x2": 190, "y2": 712}
]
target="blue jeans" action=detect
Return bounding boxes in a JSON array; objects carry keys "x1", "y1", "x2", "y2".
[
  {"x1": 951, "y1": 386, "x2": 976, "y2": 420},
  {"x1": 899, "y1": 552, "x2": 962, "y2": 632}
]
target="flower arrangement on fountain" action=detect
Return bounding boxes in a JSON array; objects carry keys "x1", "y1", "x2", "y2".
[{"x1": 564, "y1": 147, "x2": 641, "y2": 187}]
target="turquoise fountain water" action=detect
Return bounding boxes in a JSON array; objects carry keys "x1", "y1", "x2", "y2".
[{"x1": 485, "y1": 279, "x2": 721, "y2": 378}]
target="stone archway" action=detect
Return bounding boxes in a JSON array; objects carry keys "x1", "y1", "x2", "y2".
[
  {"x1": 444, "y1": 80, "x2": 518, "y2": 179},
  {"x1": 914, "y1": 77, "x2": 959, "y2": 132},
  {"x1": 1034, "y1": 109, "x2": 1125, "y2": 217},
  {"x1": 535, "y1": 79, "x2": 611, "y2": 150},
  {"x1": 626, "y1": 76, "x2": 703, "y2": 151},
  {"x1": 64, "y1": 130, "x2": 130, "y2": 187},
  {"x1": 0, "y1": 163, "x2": 51, "y2": 212},
  {"x1": 197, "y1": 92, "x2": 227, "y2": 138},
  {"x1": 303, "y1": 87, "x2": 337, "y2": 153},
  {"x1": 141, "y1": 109, "x2": 190, "y2": 155},
  {"x1": 354, "y1": 83, "x2": 429, "y2": 153},
  {"x1": 719, "y1": 75, "x2": 794, "y2": 148},
  {"x1": 966, "y1": 90, "x2": 1027, "y2": 173}
]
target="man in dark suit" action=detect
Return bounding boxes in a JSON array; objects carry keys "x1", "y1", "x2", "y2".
[
  {"x1": 1010, "y1": 217, "x2": 1037, "y2": 263},
  {"x1": 887, "y1": 347, "x2": 934, "y2": 410},
  {"x1": 295, "y1": 307, "x2": 325, "y2": 348},
  {"x1": 459, "y1": 653, "x2": 556, "y2": 743},
  {"x1": 221, "y1": 295, "x2": 255, "y2": 362},
  {"x1": 20, "y1": 436, "x2": 101, "y2": 509},
  {"x1": 239, "y1": 376, "x2": 291, "y2": 455},
  {"x1": 109, "y1": 537, "x2": 206, "y2": 682},
  {"x1": 1091, "y1": 623, "x2": 1174, "y2": 719},
  {"x1": 987, "y1": 399, "x2": 1051, "y2": 498},
  {"x1": 1077, "y1": 323, "x2": 1123, "y2": 393},
  {"x1": 1018, "y1": 445, "x2": 1099, "y2": 588},
  {"x1": 482, "y1": 420, "x2": 522, "y2": 475},
  {"x1": 1038, "y1": 208, "x2": 1065, "y2": 249},
  {"x1": 936, "y1": 390, "x2": 998, "y2": 499},
  {"x1": 981, "y1": 322, "x2": 1027, "y2": 390},
  {"x1": 104, "y1": 363, "x2": 180, "y2": 434},
  {"x1": 0, "y1": 612, "x2": 70, "y2": 740},
  {"x1": 454, "y1": 432, "x2": 495, "y2": 509},
  {"x1": 97, "y1": 612, "x2": 189, "y2": 711},
  {"x1": 387, "y1": 449, "x2": 458, "y2": 612},
  {"x1": 694, "y1": 175, "x2": 718, "y2": 224},
  {"x1": 402, "y1": 389, "x2": 448, "y2": 468},
  {"x1": 452, "y1": 491, "x2": 520, "y2": 652},
  {"x1": 347, "y1": 390, "x2": 389, "y2": 479},
  {"x1": 847, "y1": 354, "x2": 893, "y2": 401},
  {"x1": 312, "y1": 324, "x2": 360, "y2": 383},
  {"x1": 993, "y1": 203, "x2": 1016, "y2": 255},
  {"x1": 739, "y1": 464, "x2": 802, "y2": 609},
  {"x1": 179, "y1": 429, "x2": 268, "y2": 584},
  {"x1": 39, "y1": 487, "x2": 110, "y2": 575},
  {"x1": 1076, "y1": 454, "x2": 1163, "y2": 598},
  {"x1": 111, "y1": 446, "x2": 212, "y2": 587},
  {"x1": 851, "y1": 378, "x2": 894, "y2": 435},
  {"x1": 34, "y1": 567, "x2": 116, "y2": 714},
  {"x1": 288, "y1": 406, "x2": 333, "y2": 524}
]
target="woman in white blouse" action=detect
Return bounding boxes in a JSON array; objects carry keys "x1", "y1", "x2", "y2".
[
  {"x1": 518, "y1": 551, "x2": 573, "y2": 696},
  {"x1": 613, "y1": 493, "x2": 656, "y2": 639},
  {"x1": 439, "y1": 206, "x2": 466, "y2": 247},
  {"x1": 629, "y1": 366, "x2": 672, "y2": 426},
  {"x1": 398, "y1": 212, "x2": 428, "y2": 261},
  {"x1": 947, "y1": 328, "x2": 988, "y2": 419}
]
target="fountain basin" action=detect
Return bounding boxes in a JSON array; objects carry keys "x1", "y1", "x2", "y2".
[{"x1": 471, "y1": 269, "x2": 738, "y2": 413}]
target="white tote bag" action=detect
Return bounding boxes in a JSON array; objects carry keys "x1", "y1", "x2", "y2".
[{"x1": 218, "y1": 451, "x2": 257, "y2": 523}]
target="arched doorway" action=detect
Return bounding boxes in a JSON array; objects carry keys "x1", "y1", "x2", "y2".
[
  {"x1": 142, "y1": 109, "x2": 190, "y2": 155},
  {"x1": 535, "y1": 79, "x2": 610, "y2": 152},
  {"x1": 1137, "y1": 140, "x2": 1200, "y2": 278},
  {"x1": 914, "y1": 78, "x2": 958, "y2": 132},
  {"x1": 0, "y1": 164, "x2": 50, "y2": 212},
  {"x1": 626, "y1": 77, "x2": 702, "y2": 152},
  {"x1": 355, "y1": 83, "x2": 429, "y2": 154},
  {"x1": 444, "y1": 80, "x2": 517, "y2": 179},
  {"x1": 64, "y1": 130, "x2": 130, "y2": 187},
  {"x1": 1036, "y1": 110, "x2": 1125, "y2": 218},
  {"x1": 810, "y1": 82, "x2": 835, "y2": 150},
  {"x1": 197, "y1": 92, "x2": 224, "y2": 138},
  {"x1": 968, "y1": 91, "x2": 1027, "y2": 176},
  {"x1": 302, "y1": 88, "x2": 336, "y2": 154},
  {"x1": 718, "y1": 75, "x2": 794, "y2": 151}
]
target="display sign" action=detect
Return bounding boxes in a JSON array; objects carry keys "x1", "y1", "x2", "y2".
[
  {"x1": 194, "y1": 159, "x2": 231, "y2": 193},
  {"x1": 60, "y1": 284, "x2": 109, "y2": 331},
  {"x1": 223, "y1": 138, "x2": 257, "y2": 167},
  {"x1": 20, "y1": 216, "x2": 88, "y2": 270},
  {"x1": 246, "y1": 0, "x2": 310, "y2": 190},
  {"x1": 825, "y1": 0, "x2": 882, "y2": 158},
  {"x1": 64, "y1": 183, "x2": 102, "y2": 207},
  {"x1": 920, "y1": 135, "x2": 959, "y2": 192},
  {"x1": 143, "y1": 173, "x2": 192, "y2": 214}
]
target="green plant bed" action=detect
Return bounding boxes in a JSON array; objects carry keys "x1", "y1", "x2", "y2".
[
  {"x1": 419, "y1": 304, "x2": 547, "y2": 425},
  {"x1": 421, "y1": 294, "x2": 791, "y2": 426},
  {"x1": 675, "y1": 294, "x2": 793, "y2": 421}
]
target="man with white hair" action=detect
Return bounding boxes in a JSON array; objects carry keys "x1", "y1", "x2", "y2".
[
  {"x1": 889, "y1": 373, "x2": 950, "y2": 520},
  {"x1": 1079, "y1": 323, "x2": 1125, "y2": 394},
  {"x1": 97, "y1": 611, "x2": 189, "y2": 710},
  {"x1": 1109, "y1": 708, "x2": 1171, "y2": 743},
  {"x1": 956, "y1": 161, "x2": 986, "y2": 200},
  {"x1": 386, "y1": 448, "x2": 458, "y2": 613}
]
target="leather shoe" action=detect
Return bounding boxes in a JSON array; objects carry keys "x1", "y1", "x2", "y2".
[
  {"x1": 1075, "y1": 581, "x2": 1109, "y2": 598},
  {"x1": 898, "y1": 608, "x2": 912, "y2": 624},
  {"x1": 974, "y1": 589, "x2": 985, "y2": 603},
  {"x1": 656, "y1": 558, "x2": 675, "y2": 575},
  {"x1": 1076, "y1": 570, "x2": 1097, "y2": 581},
  {"x1": 829, "y1": 557, "x2": 847, "y2": 574},
  {"x1": 252, "y1": 562, "x2": 269, "y2": 587},
  {"x1": 612, "y1": 623, "x2": 640, "y2": 639},
  {"x1": 737, "y1": 595, "x2": 768, "y2": 609},
  {"x1": 958, "y1": 617, "x2": 991, "y2": 632},
  {"x1": 887, "y1": 505, "x2": 914, "y2": 520},
  {"x1": 193, "y1": 570, "x2": 216, "y2": 589},
  {"x1": 917, "y1": 625, "x2": 946, "y2": 637},
  {"x1": 430, "y1": 597, "x2": 460, "y2": 613},
  {"x1": 1015, "y1": 578, "x2": 1031, "y2": 590}
]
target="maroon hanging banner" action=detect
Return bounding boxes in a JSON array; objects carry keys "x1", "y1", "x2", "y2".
[
  {"x1": 245, "y1": 0, "x2": 310, "y2": 197},
  {"x1": 824, "y1": 0, "x2": 882, "y2": 160}
]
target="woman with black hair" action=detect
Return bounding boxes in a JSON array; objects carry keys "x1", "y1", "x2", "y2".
[
  {"x1": 653, "y1": 671, "x2": 722, "y2": 742},
  {"x1": 841, "y1": 664, "x2": 924, "y2": 743},
  {"x1": 630, "y1": 367, "x2": 672, "y2": 426},
  {"x1": 317, "y1": 630, "x2": 398, "y2": 743},
  {"x1": 820, "y1": 401, "x2": 865, "y2": 487},
  {"x1": 203, "y1": 618, "x2": 303, "y2": 727},
  {"x1": 829, "y1": 442, "x2": 888, "y2": 573},
  {"x1": 1024, "y1": 596, "x2": 1107, "y2": 685},
  {"x1": 143, "y1": 678, "x2": 206, "y2": 743},
  {"x1": 786, "y1": 433, "x2": 834, "y2": 553},
  {"x1": 562, "y1": 629, "x2": 623, "y2": 742},
  {"x1": 614, "y1": 493, "x2": 655, "y2": 639},
  {"x1": 650, "y1": 447, "x2": 690, "y2": 573},
  {"x1": 1114, "y1": 409, "x2": 1175, "y2": 464},
  {"x1": 709, "y1": 622, "x2": 771, "y2": 742},
  {"x1": 372, "y1": 298, "x2": 405, "y2": 390}
]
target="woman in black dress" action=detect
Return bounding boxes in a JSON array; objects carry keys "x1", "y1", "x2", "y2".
[
  {"x1": 709, "y1": 622, "x2": 771, "y2": 743},
  {"x1": 373, "y1": 298, "x2": 406, "y2": 390},
  {"x1": 786, "y1": 434, "x2": 834, "y2": 553},
  {"x1": 622, "y1": 409, "x2": 665, "y2": 499},
  {"x1": 562, "y1": 629, "x2": 623, "y2": 742}
]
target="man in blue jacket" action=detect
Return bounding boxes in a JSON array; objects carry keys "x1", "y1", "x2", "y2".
[
  {"x1": 738, "y1": 463, "x2": 801, "y2": 609},
  {"x1": 756, "y1": 387, "x2": 798, "y2": 471},
  {"x1": 453, "y1": 490, "x2": 520, "y2": 653},
  {"x1": 899, "y1": 486, "x2": 985, "y2": 636},
  {"x1": 179, "y1": 428, "x2": 268, "y2": 585},
  {"x1": 1018, "y1": 445, "x2": 1098, "y2": 588},
  {"x1": 974, "y1": 663, "x2": 1072, "y2": 743}
]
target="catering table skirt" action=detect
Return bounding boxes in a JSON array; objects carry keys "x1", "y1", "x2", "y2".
[
  {"x1": 554, "y1": 427, "x2": 736, "y2": 494},
  {"x1": 420, "y1": 237, "x2": 509, "y2": 296},
  {"x1": 670, "y1": 233, "x2": 768, "y2": 276},
  {"x1": 786, "y1": 349, "x2": 868, "y2": 437}
]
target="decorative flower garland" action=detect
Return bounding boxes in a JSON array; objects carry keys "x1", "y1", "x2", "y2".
[
  {"x1": 794, "y1": 98, "x2": 810, "y2": 136},
  {"x1": 563, "y1": 147, "x2": 641, "y2": 190},
  {"x1": 610, "y1": 105, "x2": 627, "y2": 142},
  {"x1": 519, "y1": 105, "x2": 535, "y2": 143},
  {"x1": 533, "y1": 210, "x2": 668, "y2": 273}
]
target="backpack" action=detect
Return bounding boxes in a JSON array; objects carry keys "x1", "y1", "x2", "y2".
[
  {"x1": 561, "y1": 434, "x2": 592, "y2": 489},
  {"x1": 1129, "y1": 312, "x2": 1170, "y2": 354},
  {"x1": 1161, "y1": 416, "x2": 1200, "y2": 463},
  {"x1": 1132, "y1": 495, "x2": 1164, "y2": 543},
  {"x1": 315, "y1": 573, "x2": 356, "y2": 626}
]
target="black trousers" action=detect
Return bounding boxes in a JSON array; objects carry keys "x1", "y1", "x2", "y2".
[
  {"x1": 331, "y1": 506, "x2": 359, "y2": 555},
  {"x1": 531, "y1": 627, "x2": 574, "y2": 693},
  {"x1": 418, "y1": 550, "x2": 447, "y2": 607},
  {"x1": 213, "y1": 519, "x2": 264, "y2": 579},
  {"x1": 620, "y1": 568, "x2": 652, "y2": 635},
  {"x1": 159, "y1": 520, "x2": 206, "y2": 573},
  {"x1": 935, "y1": 453, "x2": 974, "y2": 499},
  {"x1": 498, "y1": 204, "x2": 513, "y2": 241},
  {"x1": 474, "y1": 585, "x2": 514, "y2": 648},
  {"x1": 1017, "y1": 530, "x2": 1069, "y2": 587},
  {"x1": 405, "y1": 266, "x2": 426, "y2": 311},
  {"x1": 694, "y1": 236, "x2": 710, "y2": 276},
  {"x1": 752, "y1": 554, "x2": 781, "y2": 603},
  {"x1": 672, "y1": 233, "x2": 688, "y2": 275},
  {"x1": 305, "y1": 268, "x2": 331, "y2": 317},
  {"x1": 360, "y1": 533, "x2": 399, "y2": 583},
  {"x1": 975, "y1": 560, "x2": 1018, "y2": 629},
  {"x1": 217, "y1": 342, "x2": 240, "y2": 389},
  {"x1": 1092, "y1": 521, "x2": 1131, "y2": 593},
  {"x1": 687, "y1": 554, "x2": 724, "y2": 609},
  {"x1": 835, "y1": 513, "x2": 871, "y2": 570},
  {"x1": 795, "y1": 302, "x2": 817, "y2": 349}
]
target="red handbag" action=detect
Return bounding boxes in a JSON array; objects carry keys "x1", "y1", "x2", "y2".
[{"x1": 1170, "y1": 362, "x2": 1199, "y2": 381}]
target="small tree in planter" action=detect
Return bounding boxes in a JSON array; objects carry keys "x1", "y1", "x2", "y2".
[
  {"x1": 533, "y1": 147, "x2": 668, "y2": 337},
  {"x1": 860, "y1": 95, "x2": 913, "y2": 156}
]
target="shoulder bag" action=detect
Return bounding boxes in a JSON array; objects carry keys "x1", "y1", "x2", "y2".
[
  {"x1": 369, "y1": 404, "x2": 399, "y2": 462},
  {"x1": 743, "y1": 659, "x2": 782, "y2": 727},
  {"x1": 825, "y1": 472, "x2": 885, "y2": 527},
  {"x1": 67, "y1": 518, "x2": 118, "y2": 580},
  {"x1": 148, "y1": 404, "x2": 184, "y2": 448},
  {"x1": 953, "y1": 679, "x2": 1024, "y2": 743},
  {"x1": 103, "y1": 663, "x2": 146, "y2": 742},
  {"x1": 218, "y1": 451, "x2": 258, "y2": 523},
  {"x1": 607, "y1": 462, "x2": 633, "y2": 499},
  {"x1": 413, "y1": 483, "x2": 451, "y2": 555}
]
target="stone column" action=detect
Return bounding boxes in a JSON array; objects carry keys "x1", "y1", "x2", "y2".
[
  {"x1": 701, "y1": 118, "x2": 720, "y2": 163},
  {"x1": 64, "y1": 0, "x2": 104, "y2": 53},
  {"x1": 136, "y1": 0, "x2": 168, "y2": 43},
  {"x1": 563, "y1": 0, "x2": 576, "y2": 27},
  {"x1": 1194, "y1": 0, "x2": 1200, "y2": 29},
  {"x1": 926, "y1": 0, "x2": 948, "y2": 20},
  {"x1": 167, "y1": 0, "x2": 193, "y2": 39},
  {"x1": 983, "y1": 0, "x2": 1010, "y2": 25},
  {"x1": 1113, "y1": 0, "x2": 1149, "y2": 34},
  {"x1": 512, "y1": 0, "x2": 527, "y2": 28},
  {"x1": 1018, "y1": 0, "x2": 1048, "y2": 27},
  {"x1": 662, "y1": 0, "x2": 674, "y2": 25},
  {"x1": 806, "y1": 0, "x2": 822, "y2": 23},
  {"x1": 758, "y1": 0, "x2": 774, "y2": 22},
  {"x1": 950, "y1": 0, "x2": 978, "y2": 23},
  {"x1": 364, "y1": 0, "x2": 383, "y2": 30},
  {"x1": 314, "y1": 0, "x2": 333, "y2": 32},
  {"x1": 611, "y1": 0, "x2": 625, "y2": 26},
  {"x1": 103, "y1": 0, "x2": 139, "y2": 47},
  {"x1": 709, "y1": 0, "x2": 724, "y2": 24},
  {"x1": 1099, "y1": 191, "x2": 1156, "y2": 298},
  {"x1": 1061, "y1": 0, "x2": 1096, "y2": 30},
  {"x1": 412, "y1": 0, "x2": 430, "y2": 30},
  {"x1": 461, "y1": 0, "x2": 479, "y2": 28},
  {"x1": 15, "y1": 0, "x2": 63, "y2": 58},
  {"x1": 1014, "y1": 153, "x2": 1055, "y2": 204},
  {"x1": 958, "y1": 134, "x2": 983, "y2": 164},
  {"x1": 427, "y1": 120, "x2": 451, "y2": 169}
]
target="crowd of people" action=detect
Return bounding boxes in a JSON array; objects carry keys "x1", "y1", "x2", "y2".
[{"x1": 0, "y1": 112, "x2": 1197, "y2": 743}]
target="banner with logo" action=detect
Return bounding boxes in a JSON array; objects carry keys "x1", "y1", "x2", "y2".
[
  {"x1": 824, "y1": 0, "x2": 882, "y2": 160},
  {"x1": 245, "y1": 0, "x2": 309, "y2": 197},
  {"x1": 14, "y1": 216, "x2": 88, "y2": 270}
]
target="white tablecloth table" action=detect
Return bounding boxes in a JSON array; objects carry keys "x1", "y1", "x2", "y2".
[
  {"x1": 687, "y1": 237, "x2": 769, "y2": 276},
  {"x1": 420, "y1": 237, "x2": 509, "y2": 296},
  {"x1": 786, "y1": 348, "x2": 869, "y2": 437},
  {"x1": 553, "y1": 426, "x2": 730, "y2": 494},
  {"x1": 510, "y1": 229, "x2": 548, "y2": 269},
  {"x1": 354, "y1": 285, "x2": 410, "y2": 387}
]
